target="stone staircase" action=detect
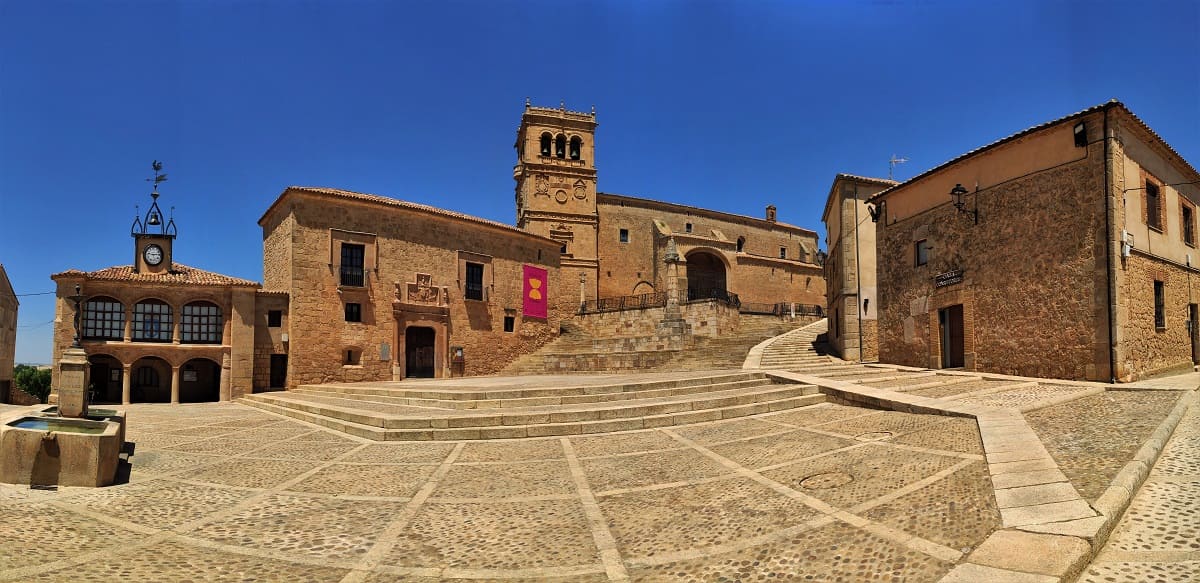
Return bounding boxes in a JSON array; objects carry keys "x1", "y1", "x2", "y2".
[
  {"x1": 240, "y1": 371, "x2": 825, "y2": 441},
  {"x1": 500, "y1": 315, "x2": 815, "y2": 375},
  {"x1": 753, "y1": 319, "x2": 838, "y2": 369}
]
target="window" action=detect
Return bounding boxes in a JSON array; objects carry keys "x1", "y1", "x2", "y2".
[
  {"x1": 915, "y1": 239, "x2": 930, "y2": 266},
  {"x1": 465, "y1": 262, "x2": 484, "y2": 301},
  {"x1": 619, "y1": 228, "x2": 629, "y2": 243},
  {"x1": 82, "y1": 297, "x2": 124, "y2": 340},
  {"x1": 736, "y1": 237, "x2": 745, "y2": 252},
  {"x1": 1154, "y1": 280, "x2": 1166, "y2": 329},
  {"x1": 779, "y1": 247, "x2": 787, "y2": 259},
  {"x1": 133, "y1": 299, "x2": 172, "y2": 342},
  {"x1": 181, "y1": 302, "x2": 221, "y2": 344},
  {"x1": 1147, "y1": 181, "x2": 1162, "y2": 231},
  {"x1": 560, "y1": 244, "x2": 568, "y2": 254},
  {"x1": 344, "y1": 349, "x2": 361, "y2": 366},
  {"x1": 555, "y1": 134, "x2": 566, "y2": 158},
  {"x1": 503, "y1": 315, "x2": 515, "y2": 332},
  {"x1": 344, "y1": 303, "x2": 362, "y2": 323},
  {"x1": 569, "y1": 136, "x2": 582, "y2": 160},
  {"x1": 685, "y1": 223, "x2": 693, "y2": 233},
  {"x1": 540, "y1": 133, "x2": 552, "y2": 156},
  {"x1": 1184, "y1": 204, "x2": 1195, "y2": 246},
  {"x1": 340, "y1": 243, "x2": 365, "y2": 287},
  {"x1": 1073, "y1": 122, "x2": 1087, "y2": 148},
  {"x1": 267, "y1": 310, "x2": 282, "y2": 327}
]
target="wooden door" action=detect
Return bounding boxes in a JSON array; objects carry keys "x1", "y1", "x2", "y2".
[{"x1": 939, "y1": 305, "x2": 965, "y2": 368}]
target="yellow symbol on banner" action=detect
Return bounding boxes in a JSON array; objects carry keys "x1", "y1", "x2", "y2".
[{"x1": 528, "y1": 278, "x2": 543, "y2": 301}]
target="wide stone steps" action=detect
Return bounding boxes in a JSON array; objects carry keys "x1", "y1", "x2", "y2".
[
  {"x1": 291, "y1": 375, "x2": 772, "y2": 410},
  {"x1": 240, "y1": 380, "x2": 824, "y2": 441}
]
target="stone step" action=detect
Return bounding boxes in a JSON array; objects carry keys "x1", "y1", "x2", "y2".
[
  {"x1": 292, "y1": 376, "x2": 774, "y2": 410},
  {"x1": 239, "y1": 391, "x2": 827, "y2": 441},
  {"x1": 247, "y1": 381, "x2": 816, "y2": 430},
  {"x1": 297, "y1": 371, "x2": 764, "y2": 402}
]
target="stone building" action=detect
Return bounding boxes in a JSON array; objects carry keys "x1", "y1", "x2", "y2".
[
  {"x1": 0, "y1": 264, "x2": 16, "y2": 403},
  {"x1": 259, "y1": 186, "x2": 569, "y2": 386},
  {"x1": 870, "y1": 100, "x2": 1199, "y2": 382},
  {"x1": 514, "y1": 101, "x2": 826, "y2": 309},
  {"x1": 49, "y1": 183, "x2": 263, "y2": 404},
  {"x1": 822, "y1": 174, "x2": 896, "y2": 361}
]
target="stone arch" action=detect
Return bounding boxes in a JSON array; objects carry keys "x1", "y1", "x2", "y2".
[
  {"x1": 130, "y1": 356, "x2": 171, "y2": 403},
  {"x1": 540, "y1": 132, "x2": 552, "y2": 156},
  {"x1": 87, "y1": 353, "x2": 124, "y2": 404},
  {"x1": 631, "y1": 281, "x2": 656, "y2": 295},
  {"x1": 569, "y1": 135, "x2": 582, "y2": 160},
  {"x1": 684, "y1": 249, "x2": 728, "y2": 300},
  {"x1": 179, "y1": 357, "x2": 221, "y2": 403},
  {"x1": 555, "y1": 134, "x2": 566, "y2": 158}
]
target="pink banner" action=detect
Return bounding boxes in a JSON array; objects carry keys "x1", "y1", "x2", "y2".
[{"x1": 523, "y1": 265, "x2": 548, "y2": 319}]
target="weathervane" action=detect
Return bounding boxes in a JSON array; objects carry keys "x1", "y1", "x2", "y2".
[{"x1": 146, "y1": 160, "x2": 168, "y2": 197}]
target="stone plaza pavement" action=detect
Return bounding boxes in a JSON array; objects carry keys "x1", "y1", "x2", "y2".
[{"x1": 0, "y1": 366, "x2": 1195, "y2": 582}]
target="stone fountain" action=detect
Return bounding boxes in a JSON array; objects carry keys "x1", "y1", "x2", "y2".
[{"x1": 0, "y1": 285, "x2": 125, "y2": 487}]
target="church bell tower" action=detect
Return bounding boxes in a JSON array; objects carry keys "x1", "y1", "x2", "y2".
[
  {"x1": 513, "y1": 99, "x2": 600, "y2": 300},
  {"x1": 130, "y1": 160, "x2": 177, "y2": 274}
]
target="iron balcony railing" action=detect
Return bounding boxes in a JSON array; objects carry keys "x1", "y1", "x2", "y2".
[
  {"x1": 739, "y1": 302, "x2": 824, "y2": 317},
  {"x1": 339, "y1": 265, "x2": 365, "y2": 287},
  {"x1": 685, "y1": 288, "x2": 740, "y2": 308},
  {"x1": 579, "y1": 292, "x2": 667, "y2": 314}
]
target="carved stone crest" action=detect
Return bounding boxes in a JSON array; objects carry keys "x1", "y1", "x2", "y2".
[
  {"x1": 407, "y1": 273, "x2": 441, "y2": 304},
  {"x1": 535, "y1": 174, "x2": 549, "y2": 197},
  {"x1": 573, "y1": 179, "x2": 587, "y2": 200}
]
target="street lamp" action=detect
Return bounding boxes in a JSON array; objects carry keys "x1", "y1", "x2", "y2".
[{"x1": 950, "y1": 183, "x2": 978, "y2": 224}]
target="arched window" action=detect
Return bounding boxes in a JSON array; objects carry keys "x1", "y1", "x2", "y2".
[
  {"x1": 82, "y1": 297, "x2": 124, "y2": 340},
  {"x1": 540, "y1": 133, "x2": 552, "y2": 156},
  {"x1": 736, "y1": 237, "x2": 746, "y2": 252},
  {"x1": 181, "y1": 301, "x2": 222, "y2": 344},
  {"x1": 555, "y1": 134, "x2": 566, "y2": 158},
  {"x1": 569, "y1": 136, "x2": 582, "y2": 160},
  {"x1": 133, "y1": 299, "x2": 172, "y2": 342}
]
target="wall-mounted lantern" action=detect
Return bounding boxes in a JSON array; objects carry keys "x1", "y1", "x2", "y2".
[{"x1": 950, "y1": 183, "x2": 978, "y2": 224}]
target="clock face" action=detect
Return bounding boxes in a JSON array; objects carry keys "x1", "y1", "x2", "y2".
[{"x1": 144, "y1": 244, "x2": 164, "y2": 266}]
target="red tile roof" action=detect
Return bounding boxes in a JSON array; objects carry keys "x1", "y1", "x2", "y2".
[
  {"x1": 259, "y1": 186, "x2": 560, "y2": 245},
  {"x1": 52, "y1": 263, "x2": 259, "y2": 288}
]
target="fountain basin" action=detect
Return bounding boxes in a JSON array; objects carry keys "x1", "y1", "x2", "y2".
[
  {"x1": 0, "y1": 415, "x2": 122, "y2": 487},
  {"x1": 35, "y1": 407, "x2": 126, "y2": 446}
]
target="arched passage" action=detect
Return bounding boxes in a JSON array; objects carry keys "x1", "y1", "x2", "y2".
[
  {"x1": 87, "y1": 354, "x2": 123, "y2": 404},
  {"x1": 130, "y1": 356, "x2": 170, "y2": 403},
  {"x1": 685, "y1": 250, "x2": 727, "y2": 300},
  {"x1": 180, "y1": 358, "x2": 221, "y2": 403}
]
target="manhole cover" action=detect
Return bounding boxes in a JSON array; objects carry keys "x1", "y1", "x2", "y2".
[
  {"x1": 855, "y1": 431, "x2": 893, "y2": 441},
  {"x1": 799, "y1": 472, "x2": 853, "y2": 489}
]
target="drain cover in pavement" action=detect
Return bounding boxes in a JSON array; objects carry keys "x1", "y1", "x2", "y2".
[
  {"x1": 855, "y1": 431, "x2": 893, "y2": 441},
  {"x1": 799, "y1": 472, "x2": 853, "y2": 489}
]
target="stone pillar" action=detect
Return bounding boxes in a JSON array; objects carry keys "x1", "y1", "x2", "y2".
[
  {"x1": 172, "y1": 307, "x2": 182, "y2": 344},
  {"x1": 579, "y1": 272, "x2": 587, "y2": 307},
  {"x1": 57, "y1": 347, "x2": 90, "y2": 418},
  {"x1": 123, "y1": 305, "x2": 133, "y2": 342},
  {"x1": 121, "y1": 363, "x2": 132, "y2": 405},
  {"x1": 220, "y1": 353, "x2": 232, "y2": 401},
  {"x1": 170, "y1": 365, "x2": 181, "y2": 404},
  {"x1": 663, "y1": 237, "x2": 682, "y2": 322}
]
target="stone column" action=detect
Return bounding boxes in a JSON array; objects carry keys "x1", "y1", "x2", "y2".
[
  {"x1": 172, "y1": 307, "x2": 182, "y2": 344},
  {"x1": 579, "y1": 272, "x2": 587, "y2": 307},
  {"x1": 170, "y1": 365, "x2": 181, "y2": 404},
  {"x1": 220, "y1": 353, "x2": 232, "y2": 401},
  {"x1": 121, "y1": 363, "x2": 132, "y2": 405},
  {"x1": 663, "y1": 237, "x2": 682, "y2": 322},
  {"x1": 124, "y1": 305, "x2": 133, "y2": 342}
]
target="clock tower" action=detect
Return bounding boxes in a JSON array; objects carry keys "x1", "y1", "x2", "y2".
[
  {"x1": 514, "y1": 100, "x2": 600, "y2": 300},
  {"x1": 130, "y1": 161, "x2": 177, "y2": 274}
]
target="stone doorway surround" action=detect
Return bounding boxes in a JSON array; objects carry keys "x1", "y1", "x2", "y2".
[{"x1": 392, "y1": 273, "x2": 450, "y2": 380}]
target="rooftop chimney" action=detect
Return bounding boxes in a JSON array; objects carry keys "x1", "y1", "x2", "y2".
[{"x1": 765, "y1": 205, "x2": 777, "y2": 223}]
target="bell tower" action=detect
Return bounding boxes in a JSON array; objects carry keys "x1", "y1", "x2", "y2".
[
  {"x1": 130, "y1": 160, "x2": 177, "y2": 274},
  {"x1": 514, "y1": 99, "x2": 600, "y2": 300}
]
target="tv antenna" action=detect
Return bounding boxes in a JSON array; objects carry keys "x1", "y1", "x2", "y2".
[{"x1": 888, "y1": 155, "x2": 908, "y2": 181}]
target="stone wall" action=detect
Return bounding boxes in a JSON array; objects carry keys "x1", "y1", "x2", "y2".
[
  {"x1": 252, "y1": 292, "x2": 289, "y2": 390},
  {"x1": 271, "y1": 189, "x2": 569, "y2": 386},
  {"x1": 575, "y1": 299, "x2": 738, "y2": 340},
  {"x1": 261, "y1": 210, "x2": 294, "y2": 292},
  {"x1": 878, "y1": 116, "x2": 1111, "y2": 381},
  {"x1": 1118, "y1": 252, "x2": 1197, "y2": 379}
]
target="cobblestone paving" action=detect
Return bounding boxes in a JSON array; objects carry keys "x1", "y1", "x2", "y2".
[
  {"x1": 0, "y1": 401, "x2": 996, "y2": 582},
  {"x1": 1025, "y1": 390, "x2": 1185, "y2": 501},
  {"x1": 1079, "y1": 395, "x2": 1200, "y2": 583}
]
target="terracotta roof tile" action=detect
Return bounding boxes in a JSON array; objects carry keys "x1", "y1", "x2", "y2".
[
  {"x1": 261, "y1": 186, "x2": 559, "y2": 245},
  {"x1": 836, "y1": 173, "x2": 899, "y2": 187},
  {"x1": 52, "y1": 264, "x2": 259, "y2": 287}
]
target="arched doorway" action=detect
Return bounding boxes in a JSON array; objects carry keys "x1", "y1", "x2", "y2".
[
  {"x1": 685, "y1": 250, "x2": 727, "y2": 300},
  {"x1": 87, "y1": 354, "x2": 123, "y2": 404},
  {"x1": 405, "y1": 327, "x2": 436, "y2": 378},
  {"x1": 129, "y1": 356, "x2": 170, "y2": 403},
  {"x1": 179, "y1": 358, "x2": 220, "y2": 402}
]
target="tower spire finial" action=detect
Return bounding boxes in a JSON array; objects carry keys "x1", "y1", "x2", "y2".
[{"x1": 525, "y1": 96, "x2": 531, "y2": 108}]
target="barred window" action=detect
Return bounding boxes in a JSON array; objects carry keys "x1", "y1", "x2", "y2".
[
  {"x1": 133, "y1": 299, "x2": 172, "y2": 342},
  {"x1": 181, "y1": 302, "x2": 222, "y2": 344},
  {"x1": 82, "y1": 297, "x2": 124, "y2": 340}
]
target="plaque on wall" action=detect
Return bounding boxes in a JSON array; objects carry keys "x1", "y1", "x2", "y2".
[
  {"x1": 934, "y1": 269, "x2": 964, "y2": 288},
  {"x1": 182, "y1": 370, "x2": 198, "y2": 382}
]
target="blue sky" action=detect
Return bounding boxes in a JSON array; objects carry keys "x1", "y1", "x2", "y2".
[{"x1": 2, "y1": 1, "x2": 1198, "y2": 363}]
